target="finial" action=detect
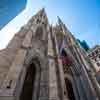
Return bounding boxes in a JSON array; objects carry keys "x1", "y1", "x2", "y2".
[{"x1": 57, "y1": 16, "x2": 63, "y2": 25}]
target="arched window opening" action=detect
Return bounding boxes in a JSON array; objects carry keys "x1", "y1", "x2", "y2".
[
  {"x1": 65, "y1": 78, "x2": 76, "y2": 100},
  {"x1": 36, "y1": 18, "x2": 41, "y2": 24},
  {"x1": 61, "y1": 49, "x2": 72, "y2": 66},
  {"x1": 35, "y1": 27, "x2": 43, "y2": 40},
  {"x1": 20, "y1": 62, "x2": 36, "y2": 100},
  {"x1": 61, "y1": 49, "x2": 73, "y2": 73}
]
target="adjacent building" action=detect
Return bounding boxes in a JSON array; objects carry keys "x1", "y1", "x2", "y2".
[
  {"x1": 87, "y1": 45, "x2": 100, "y2": 70},
  {"x1": 87, "y1": 45, "x2": 100, "y2": 84},
  {"x1": 0, "y1": 0, "x2": 27, "y2": 30}
]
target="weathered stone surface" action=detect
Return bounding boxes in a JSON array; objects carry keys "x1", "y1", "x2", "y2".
[
  {"x1": 0, "y1": 48, "x2": 18, "y2": 86},
  {"x1": 48, "y1": 58, "x2": 59, "y2": 100},
  {"x1": 1, "y1": 49, "x2": 27, "y2": 89},
  {"x1": 31, "y1": 23, "x2": 37, "y2": 33},
  {"x1": 0, "y1": 49, "x2": 27, "y2": 98},
  {"x1": 7, "y1": 35, "x2": 22, "y2": 49},
  {"x1": 22, "y1": 30, "x2": 33, "y2": 48},
  {"x1": 48, "y1": 32, "x2": 54, "y2": 57},
  {"x1": 0, "y1": 8, "x2": 99, "y2": 100},
  {"x1": 0, "y1": 96, "x2": 15, "y2": 100}
]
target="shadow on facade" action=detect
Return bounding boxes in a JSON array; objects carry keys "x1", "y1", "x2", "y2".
[
  {"x1": 20, "y1": 62, "x2": 36, "y2": 100},
  {"x1": 65, "y1": 78, "x2": 76, "y2": 100}
]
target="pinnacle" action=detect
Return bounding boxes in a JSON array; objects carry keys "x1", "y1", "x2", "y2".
[
  {"x1": 40, "y1": 8, "x2": 45, "y2": 13},
  {"x1": 36, "y1": 7, "x2": 46, "y2": 17},
  {"x1": 57, "y1": 16, "x2": 64, "y2": 26},
  {"x1": 57, "y1": 16, "x2": 69, "y2": 33}
]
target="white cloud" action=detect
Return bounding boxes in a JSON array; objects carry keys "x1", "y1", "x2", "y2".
[
  {"x1": 0, "y1": 0, "x2": 49, "y2": 49},
  {"x1": 0, "y1": 0, "x2": 31, "y2": 49}
]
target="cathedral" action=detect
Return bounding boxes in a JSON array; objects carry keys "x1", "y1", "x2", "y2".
[{"x1": 0, "y1": 8, "x2": 100, "y2": 100}]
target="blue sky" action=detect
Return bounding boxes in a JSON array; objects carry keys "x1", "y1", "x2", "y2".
[{"x1": 0, "y1": 0, "x2": 100, "y2": 49}]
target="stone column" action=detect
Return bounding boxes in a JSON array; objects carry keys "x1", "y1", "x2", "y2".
[
  {"x1": 48, "y1": 31, "x2": 59, "y2": 100},
  {"x1": 54, "y1": 32, "x2": 69, "y2": 100},
  {"x1": 88, "y1": 71, "x2": 100, "y2": 99},
  {"x1": 73, "y1": 46, "x2": 98, "y2": 100}
]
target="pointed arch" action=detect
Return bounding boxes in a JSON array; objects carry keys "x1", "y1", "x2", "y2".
[
  {"x1": 20, "y1": 62, "x2": 36, "y2": 100},
  {"x1": 35, "y1": 26, "x2": 43, "y2": 40},
  {"x1": 17, "y1": 48, "x2": 45, "y2": 100},
  {"x1": 19, "y1": 57, "x2": 41, "y2": 100}
]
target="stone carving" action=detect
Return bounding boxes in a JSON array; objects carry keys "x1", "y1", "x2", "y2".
[{"x1": 0, "y1": 8, "x2": 100, "y2": 100}]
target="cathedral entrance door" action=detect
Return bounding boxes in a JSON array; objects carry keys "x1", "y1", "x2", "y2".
[
  {"x1": 65, "y1": 78, "x2": 76, "y2": 100},
  {"x1": 20, "y1": 62, "x2": 36, "y2": 100}
]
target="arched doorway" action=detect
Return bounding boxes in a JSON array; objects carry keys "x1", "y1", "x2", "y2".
[
  {"x1": 20, "y1": 62, "x2": 37, "y2": 100},
  {"x1": 65, "y1": 78, "x2": 76, "y2": 100}
]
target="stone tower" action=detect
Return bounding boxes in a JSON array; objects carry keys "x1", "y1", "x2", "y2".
[{"x1": 0, "y1": 8, "x2": 100, "y2": 100}]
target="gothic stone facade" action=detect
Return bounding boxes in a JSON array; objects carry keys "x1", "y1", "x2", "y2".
[{"x1": 0, "y1": 8, "x2": 100, "y2": 100}]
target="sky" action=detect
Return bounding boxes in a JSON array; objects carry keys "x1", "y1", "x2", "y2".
[
  {"x1": 0, "y1": 0, "x2": 100, "y2": 49},
  {"x1": 0, "y1": 0, "x2": 27, "y2": 29}
]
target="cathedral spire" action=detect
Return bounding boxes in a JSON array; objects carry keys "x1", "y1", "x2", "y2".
[
  {"x1": 57, "y1": 16, "x2": 72, "y2": 37},
  {"x1": 57, "y1": 16, "x2": 68, "y2": 32},
  {"x1": 57, "y1": 16, "x2": 63, "y2": 26},
  {"x1": 57, "y1": 16, "x2": 66, "y2": 34},
  {"x1": 35, "y1": 8, "x2": 46, "y2": 18}
]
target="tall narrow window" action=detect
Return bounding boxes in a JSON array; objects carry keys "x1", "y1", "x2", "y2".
[
  {"x1": 35, "y1": 27, "x2": 43, "y2": 40},
  {"x1": 20, "y1": 63, "x2": 36, "y2": 100}
]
